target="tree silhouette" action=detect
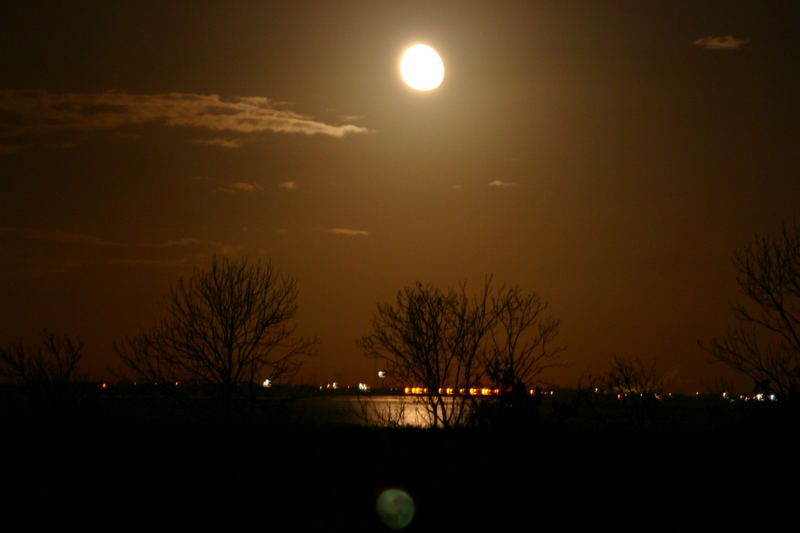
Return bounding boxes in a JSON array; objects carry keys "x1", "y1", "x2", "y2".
[
  {"x1": 0, "y1": 330, "x2": 84, "y2": 416},
  {"x1": 701, "y1": 220, "x2": 800, "y2": 400},
  {"x1": 115, "y1": 255, "x2": 317, "y2": 422},
  {"x1": 605, "y1": 355, "x2": 663, "y2": 396},
  {"x1": 358, "y1": 277, "x2": 564, "y2": 428},
  {"x1": 358, "y1": 280, "x2": 494, "y2": 428},
  {"x1": 604, "y1": 354, "x2": 664, "y2": 429},
  {"x1": 485, "y1": 284, "x2": 564, "y2": 396},
  {"x1": 0, "y1": 330, "x2": 83, "y2": 385}
]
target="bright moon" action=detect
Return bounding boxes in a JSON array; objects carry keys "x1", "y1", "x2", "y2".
[{"x1": 400, "y1": 44, "x2": 444, "y2": 91}]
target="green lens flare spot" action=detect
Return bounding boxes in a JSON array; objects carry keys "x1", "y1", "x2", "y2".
[{"x1": 376, "y1": 488, "x2": 415, "y2": 529}]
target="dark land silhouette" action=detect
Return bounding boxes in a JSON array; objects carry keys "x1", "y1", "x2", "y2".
[{"x1": 2, "y1": 383, "x2": 796, "y2": 531}]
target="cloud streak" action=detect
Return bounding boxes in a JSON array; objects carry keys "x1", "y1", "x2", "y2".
[
  {"x1": 0, "y1": 90, "x2": 371, "y2": 152},
  {"x1": 0, "y1": 226, "x2": 236, "y2": 274},
  {"x1": 488, "y1": 180, "x2": 516, "y2": 188},
  {"x1": 193, "y1": 137, "x2": 245, "y2": 148},
  {"x1": 216, "y1": 181, "x2": 261, "y2": 194},
  {"x1": 279, "y1": 181, "x2": 297, "y2": 190},
  {"x1": 325, "y1": 228, "x2": 370, "y2": 237},
  {"x1": 693, "y1": 35, "x2": 749, "y2": 50}
]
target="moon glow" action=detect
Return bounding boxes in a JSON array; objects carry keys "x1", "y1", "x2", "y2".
[{"x1": 400, "y1": 44, "x2": 444, "y2": 91}]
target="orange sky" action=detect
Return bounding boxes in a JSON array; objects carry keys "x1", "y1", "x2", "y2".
[{"x1": 1, "y1": 1, "x2": 798, "y2": 393}]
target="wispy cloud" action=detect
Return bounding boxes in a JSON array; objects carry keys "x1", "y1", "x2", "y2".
[
  {"x1": 488, "y1": 180, "x2": 516, "y2": 189},
  {"x1": 278, "y1": 181, "x2": 297, "y2": 190},
  {"x1": 0, "y1": 227, "x2": 123, "y2": 247},
  {"x1": 0, "y1": 90, "x2": 372, "y2": 153},
  {"x1": 217, "y1": 181, "x2": 261, "y2": 194},
  {"x1": 230, "y1": 182, "x2": 259, "y2": 193},
  {"x1": 0, "y1": 227, "x2": 230, "y2": 250},
  {"x1": 693, "y1": 35, "x2": 749, "y2": 50},
  {"x1": 193, "y1": 137, "x2": 245, "y2": 148},
  {"x1": 325, "y1": 228, "x2": 370, "y2": 237},
  {"x1": 0, "y1": 226, "x2": 235, "y2": 274}
]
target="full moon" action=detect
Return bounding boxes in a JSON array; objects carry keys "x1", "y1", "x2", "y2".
[{"x1": 400, "y1": 44, "x2": 444, "y2": 91}]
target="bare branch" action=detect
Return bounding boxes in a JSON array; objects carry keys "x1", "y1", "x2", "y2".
[
  {"x1": 0, "y1": 330, "x2": 83, "y2": 385},
  {"x1": 701, "y1": 219, "x2": 800, "y2": 399},
  {"x1": 484, "y1": 284, "x2": 566, "y2": 394}
]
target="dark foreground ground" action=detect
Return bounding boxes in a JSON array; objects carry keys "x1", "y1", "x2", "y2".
[{"x1": 2, "y1": 389, "x2": 798, "y2": 531}]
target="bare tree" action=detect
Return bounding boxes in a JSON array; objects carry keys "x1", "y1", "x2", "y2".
[
  {"x1": 604, "y1": 354, "x2": 664, "y2": 429},
  {"x1": 485, "y1": 284, "x2": 565, "y2": 396},
  {"x1": 357, "y1": 280, "x2": 494, "y2": 428},
  {"x1": 358, "y1": 278, "x2": 565, "y2": 429},
  {"x1": 0, "y1": 330, "x2": 83, "y2": 385},
  {"x1": 115, "y1": 255, "x2": 317, "y2": 422},
  {"x1": 0, "y1": 330, "x2": 84, "y2": 415},
  {"x1": 605, "y1": 355, "x2": 663, "y2": 396},
  {"x1": 701, "y1": 220, "x2": 800, "y2": 400}
]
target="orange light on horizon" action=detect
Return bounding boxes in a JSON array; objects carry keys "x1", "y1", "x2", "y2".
[{"x1": 403, "y1": 385, "x2": 502, "y2": 396}]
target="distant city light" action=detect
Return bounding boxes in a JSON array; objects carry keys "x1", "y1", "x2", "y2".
[
  {"x1": 358, "y1": 383, "x2": 369, "y2": 391},
  {"x1": 378, "y1": 371, "x2": 386, "y2": 378},
  {"x1": 262, "y1": 379, "x2": 272, "y2": 388},
  {"x1": 404, "y1": 386, "x2": 507, "y2": 396}
]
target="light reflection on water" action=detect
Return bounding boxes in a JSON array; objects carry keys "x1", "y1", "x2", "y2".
[
  {"x1": 345, "y1": 396, "x2": 429, "y2": 427},
  {"x1": 311, "y1": 395, "x2": 472, "y2": 428}
]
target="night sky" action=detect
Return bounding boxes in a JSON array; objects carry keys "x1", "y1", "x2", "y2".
[{"x1": 1, "y1": 1, "x2": 798, "y2": 393}]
